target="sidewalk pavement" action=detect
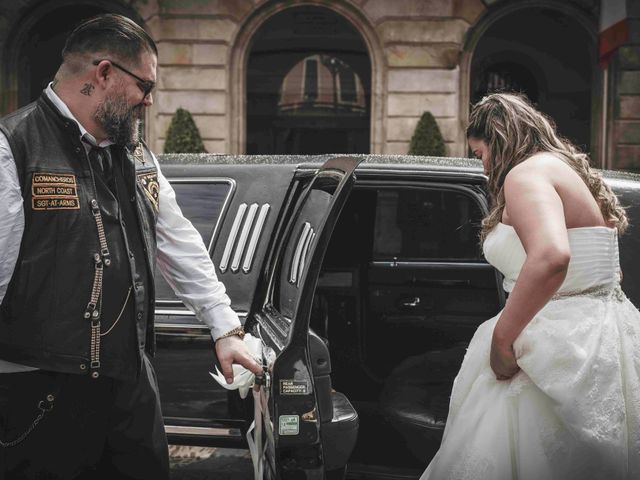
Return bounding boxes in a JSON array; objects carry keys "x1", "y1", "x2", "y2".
[{"x1": 170, "y1": 445, "x2": 253, "y2": 479}]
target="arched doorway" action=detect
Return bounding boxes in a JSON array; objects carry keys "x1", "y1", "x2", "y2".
[
  {"x1": 4, "y1": 1, "x2": 144, "y2": 110},
  {"x1": 246, "y1": 6, "x2": 371, "y2": 154},
  {"x1": 470, "y1": 7, "x2": 594, "y2": 153},
  {"x1": 19, "y1": 5, "x2": 105, "y2": 106}
]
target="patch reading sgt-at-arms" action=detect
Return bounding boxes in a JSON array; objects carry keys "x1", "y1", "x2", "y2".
[{"x1": 31, "y1": 172, "x2": 80, "y2": 210}]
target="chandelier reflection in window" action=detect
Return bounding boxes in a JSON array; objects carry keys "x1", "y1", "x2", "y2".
[
  {"x1": 278, "y1": 54, "x2": 366, "y2": 116},
  {"x1": 472, "y1": 61, "x2": 538, "y2": 104}
]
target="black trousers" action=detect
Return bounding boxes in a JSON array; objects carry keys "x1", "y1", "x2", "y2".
[{"x1": 0, "y1": 355, "x2": 169, "y2": 480}]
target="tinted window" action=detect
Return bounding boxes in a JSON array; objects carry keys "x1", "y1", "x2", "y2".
[
  {"x1": 372, "y1": 188, "x2": 483, "y2": 261},
  {"x1": 155, "y1": 182, "x2": 232, "y2": 301}
]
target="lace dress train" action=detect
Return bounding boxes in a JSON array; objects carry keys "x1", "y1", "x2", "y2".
[{"x1": 421, "y1": 224, "x2": 640, "y2": 480}]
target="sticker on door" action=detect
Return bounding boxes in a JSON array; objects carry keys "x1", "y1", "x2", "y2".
[{"x1": 279, "y1": 415, "x2": 300, "y2": 435}]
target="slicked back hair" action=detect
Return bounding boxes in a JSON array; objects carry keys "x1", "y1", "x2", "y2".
[{"x1": 62, "y1": 13, "x2": 157, "y2": 64}]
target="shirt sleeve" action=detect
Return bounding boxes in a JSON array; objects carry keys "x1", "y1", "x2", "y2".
[
  {"x1": 0, "y1": 131, "x2": 25, "y2": 304},
  {"x1": 152, "y1": 153, "x2": 241, "y2": 341},
  {"x1": 0, "y1": 133, "x2": 42, "y2": 373}
]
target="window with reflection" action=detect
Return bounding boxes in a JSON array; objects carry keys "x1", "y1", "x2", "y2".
[
  {"x1": 471, "y1": 61, "x2": 539, "y2": 105},
  {"x1": 278, "y1": 54, "x2": 366, "y2": 115},
  {"x1": 372, "y1": 188, "x2": 483, "y2": 261},
  {"x1": 470, "y1": 7, "x2": 593, "y2": 154},
  {"x1": 246, "y1": 6, "x2": 371, "y2": 155},
  {"x1": 155, "y1": 182, "x2": 232, "y2": 301}
]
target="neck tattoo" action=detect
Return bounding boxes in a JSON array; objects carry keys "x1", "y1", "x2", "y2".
[{"x1": 80, "y1": 83, "x2": 95, "y2": 97}]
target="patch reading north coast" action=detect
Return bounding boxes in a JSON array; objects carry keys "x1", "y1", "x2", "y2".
[{"x1": 32, "y1": 173, "x2": 80, "y2": 210}]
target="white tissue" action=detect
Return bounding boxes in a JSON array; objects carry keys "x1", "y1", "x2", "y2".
[{"x1": 210, "y1": 333, "x2": 262, "y2": 399}]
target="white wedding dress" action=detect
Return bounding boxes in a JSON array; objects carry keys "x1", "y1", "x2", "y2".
[{"x1": 421, "y1": 223, "x2": 640, "y2": 480}]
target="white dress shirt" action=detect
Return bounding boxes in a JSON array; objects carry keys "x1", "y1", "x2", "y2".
[{"x1": 0, "y1": 85, "x2": 240, "y2": 372}]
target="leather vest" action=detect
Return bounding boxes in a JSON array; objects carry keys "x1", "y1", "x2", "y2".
[{"x1": 0, "y1": 93, "x2": 159, "y2": 377}]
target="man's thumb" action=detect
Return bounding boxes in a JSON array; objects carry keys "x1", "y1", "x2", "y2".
[{"x1": 220, "y1": 360, "x2": 234, "y2": 384}]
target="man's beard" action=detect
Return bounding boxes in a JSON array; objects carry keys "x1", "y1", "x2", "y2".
[{"x1": 94, "y1": 93, "x2": 143, "y2": 150}]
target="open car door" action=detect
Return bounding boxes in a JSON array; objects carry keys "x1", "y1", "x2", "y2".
[
  {"x1": 249, "y1": 157, "x2": 363, "y2": 479},
  {"x1": 154, "y1": 162, "x2": 298, "y2": 448}
]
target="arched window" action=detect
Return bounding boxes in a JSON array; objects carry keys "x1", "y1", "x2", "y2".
[
  {"x1": 246, "y1": 6, "x2": 371, "y2": 155},
  {"x1": 472, "y1": 61, "x2": 539, "y2": 104},
  {"x1": 471, "y1": 8, "x2": 593, "y2": 152}
]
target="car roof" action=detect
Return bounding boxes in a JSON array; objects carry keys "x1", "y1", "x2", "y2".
[
  {"x1": 158, "y1": 153, "x2": 484, "y2": 174},
  {"x1": 158, "y1": 153, "x2": 640, "y2": 182}
]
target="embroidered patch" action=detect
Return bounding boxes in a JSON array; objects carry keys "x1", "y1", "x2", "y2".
[
  {"x1": 31, "y1": 173, "x2": 80, "y2": 210},
  {"x1": 133, "y1": 143, "x2": 146, "y2": 165},
  {"x1": 137, "y1": 171, "x2": 159, "y2": 212}
]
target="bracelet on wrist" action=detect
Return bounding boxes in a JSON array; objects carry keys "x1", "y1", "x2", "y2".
[{"x1": 218, "y1": 326, "x2": 245, "y2": 340}]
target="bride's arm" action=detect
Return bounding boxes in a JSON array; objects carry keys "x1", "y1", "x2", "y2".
[{"x1": 491, "y1": 162, "x2": 571, "y2": 379}]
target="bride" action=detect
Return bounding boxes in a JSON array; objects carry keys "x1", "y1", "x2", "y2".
[{"x1": 421, "y1": 93, "x2": 640, "y2": 479}]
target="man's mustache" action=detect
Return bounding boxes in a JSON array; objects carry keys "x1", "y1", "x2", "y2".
[{"x1": 131, "y1": 104, "x2": 144, "y2": 119}]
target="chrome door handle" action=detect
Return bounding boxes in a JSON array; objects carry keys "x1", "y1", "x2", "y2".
[
  {"x1": 255, "y1": 370, "x2": 271, "y2": 390},
  {"x1": 399, "y1": 297, "x2": 421, "y2": 308}
]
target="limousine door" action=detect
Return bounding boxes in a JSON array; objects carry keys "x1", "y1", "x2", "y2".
[
  {"x1": 153, "y1": 162, "x2": 299, "y2": 448},
  {"x1": 252, "y1": 157, "x2": 362, "y2": 479}
]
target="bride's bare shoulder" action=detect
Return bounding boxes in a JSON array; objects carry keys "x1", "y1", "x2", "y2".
[
  {"x1": 508, "y1": 152, "x2": 571, "y2": 182},
  {"x1": 521, "y1": 152, "x2": 565, "y2": 169},
  {"x1": 503, "y1": 154, "x2": 565, "y2": 201}
]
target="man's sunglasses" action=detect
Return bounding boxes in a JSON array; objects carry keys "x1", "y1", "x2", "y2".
[{"x1": 92, "y1": 59, "x2": 155, "y2": 98}]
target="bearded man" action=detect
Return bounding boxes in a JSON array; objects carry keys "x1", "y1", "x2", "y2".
[{"x1": 0, "y1": 14, "x2": 261, "y2": 479}]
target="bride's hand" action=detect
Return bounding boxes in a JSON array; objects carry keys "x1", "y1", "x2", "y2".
[{"x1": 490, "y1": 336, "x2": 520, "y2": 381}]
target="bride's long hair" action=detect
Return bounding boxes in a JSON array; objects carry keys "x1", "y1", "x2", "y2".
[{"x1": 467, "y1": 93, "x2": 628, "y2": 240}]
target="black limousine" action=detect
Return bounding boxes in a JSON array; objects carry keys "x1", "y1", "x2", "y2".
[{"x1": 153, "y1": 155, "x2": 640, "y2": 480}]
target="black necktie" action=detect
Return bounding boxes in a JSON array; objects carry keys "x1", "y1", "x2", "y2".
[{"x1": 90, "y1": 146, "x2": 115, "y2": 194}]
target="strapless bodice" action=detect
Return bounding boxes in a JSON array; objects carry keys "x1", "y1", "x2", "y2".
[{"x1": 483, "y1": 222, "x2": 621, "y2": 294}]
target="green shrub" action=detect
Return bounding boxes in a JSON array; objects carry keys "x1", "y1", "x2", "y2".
[
  {"x1": 408, "y1": 111, "x2": 445, "y2": 156},
  {"x1": 163, "y1": 107, "x2": 206, "y2": 153}
]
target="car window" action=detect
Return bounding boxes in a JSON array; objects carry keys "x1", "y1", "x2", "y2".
[
  {"x1": 372, "y1": 188, "x2": 483, "y2": 261},
  {"x1": 155, "y1": 181, "x2": 232, "y2": 302}
]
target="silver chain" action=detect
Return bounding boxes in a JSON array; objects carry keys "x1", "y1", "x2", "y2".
[
  {"x1": 101, "y1": 286, "x2": 133, "y2": 337},
  {"x1": 86, "y1": 147, "x2": 112, "y2": 378},
  {"x1": 0, "y1": 397, "x2": 54, "y2": 448},
  {"x1": 84, "y1": 146, "x2": 137, "y2": 377}
]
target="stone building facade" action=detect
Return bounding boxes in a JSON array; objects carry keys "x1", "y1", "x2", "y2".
[{"x1": 0, "y1": 0, "x2": 638, "y2": 169}]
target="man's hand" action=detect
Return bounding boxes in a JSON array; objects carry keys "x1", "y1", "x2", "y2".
[
  {"x1": 215, "y1": 335, "x2": 263, "y2": 384},
  {"x1": 490, "y1": 336, "x2": 520, "y2": 381}
]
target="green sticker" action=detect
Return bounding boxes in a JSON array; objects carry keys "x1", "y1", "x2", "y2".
[{"x1": 279, "y1": 415, "x2": 299, "y2": 436}]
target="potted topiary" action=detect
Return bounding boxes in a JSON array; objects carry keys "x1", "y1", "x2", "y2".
[
  {"x1": 163, "y1": 107, "x2": 207, "y2": 153},
  {"x1": 408, "y1": 111, "x2": 445, "y2": 156}
]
